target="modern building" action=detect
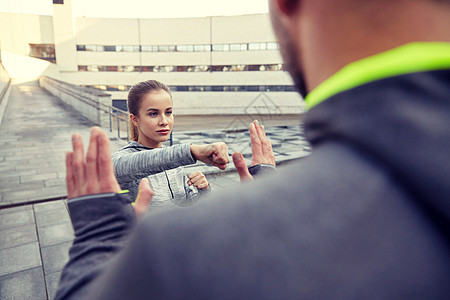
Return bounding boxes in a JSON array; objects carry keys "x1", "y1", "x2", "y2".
[{"x1": 0, "y1": 0, "x2": 304, "y2": 115}]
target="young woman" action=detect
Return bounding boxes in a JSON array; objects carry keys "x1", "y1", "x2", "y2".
[{"x1": 112, "y1": 80, "x2": 211, "y2": 211}]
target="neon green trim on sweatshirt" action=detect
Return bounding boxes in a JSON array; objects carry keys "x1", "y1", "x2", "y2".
[{"x1": 305, "y1": 42, "x2": 450, "y2": 110}]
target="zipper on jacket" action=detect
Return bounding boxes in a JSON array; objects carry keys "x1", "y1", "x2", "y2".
[{"x1": 164, "y1": 171, "x2": 174, "y2": 199}]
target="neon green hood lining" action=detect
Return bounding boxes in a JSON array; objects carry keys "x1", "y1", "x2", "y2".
[{"x1": 305, "y1": 42, "x2": 450, "y2": 110}]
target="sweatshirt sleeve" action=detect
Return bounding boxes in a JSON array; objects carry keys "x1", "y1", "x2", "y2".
[
  {"x1": 112, "y1": 143, "x2": 196, "y2": 185},
  {"x1": 179, "y1": 171, "x2": 211, "y2": 207},
  {"x1": 55, "y1": 193, "x2": 136, "y2": 300}
]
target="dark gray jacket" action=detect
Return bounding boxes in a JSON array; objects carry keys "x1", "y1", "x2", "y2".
[{"x1": 56, "y1": 45, "x2": 450, "y2": 299}]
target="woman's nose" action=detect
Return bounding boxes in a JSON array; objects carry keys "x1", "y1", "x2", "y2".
[{"x1": 159, "y1": 115, "x2": 168, "y2": 125}]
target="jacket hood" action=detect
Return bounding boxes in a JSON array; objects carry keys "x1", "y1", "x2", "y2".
[
  {"x1": 305, "y1": 69, "x2": 450, "y2": 236},
  {"x1": 121, "y1": 141, "x2": 153, "y2": 151}
]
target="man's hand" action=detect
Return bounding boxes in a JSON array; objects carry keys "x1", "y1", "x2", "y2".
[
  {"x1": 233, "y1": 120, "x2": 276, "y2": 182},
  {"x1": 190, "y1": 142, "x2": 229, "y2": 170},
  {"x1": 134, "y1": 178, "x2": 153, "y2": 218},
  {"x1": 188, "y1": 171, "x2": 209, "y2": 190},
  {"x1": 66, "y1": 127, "x2": 121, "y2": 199}
]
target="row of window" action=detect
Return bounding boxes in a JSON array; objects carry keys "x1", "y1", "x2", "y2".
[
  {"x1": 29, "y1": 44, "x2": 56, "y2": 63},
  {"x1": 76, "y1": 42, "x2": 280, "y2": 53},
  {"x1": 78, "y1": 64, "x2": 284, "y2": 72},
  {"x1": 86, "y1": 85, "x2": 297, "y2": 92}
]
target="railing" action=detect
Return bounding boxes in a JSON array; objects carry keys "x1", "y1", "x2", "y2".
[
  {"x1": 108, "y1": 106, "x2": 129, "y2": 140},
  {"x1": 39, "y1": 76, "x2": 130, "y2": 140}
]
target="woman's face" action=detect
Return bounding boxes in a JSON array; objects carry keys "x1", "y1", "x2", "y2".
[{"x1": 132, "y1": 90, "x2": 174, "y2": 148}]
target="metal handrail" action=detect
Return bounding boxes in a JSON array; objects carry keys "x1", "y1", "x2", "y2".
[
  {"x1": 42, "y1": 76, "x2": 130, "y2": 140},
  {"x1": 41, "y1": 76, "x2": 176, "y2": 144}
]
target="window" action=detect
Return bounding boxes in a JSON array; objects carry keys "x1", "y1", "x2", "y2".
[
  {"x1": 141, "y1": 66, "x2": 153, "y2": 72},
  {"x1": 87, "y1": 65, "x2": 99, "y2": 72},
  {"x1": 158, "y1": 45, "x2": 170, "y2": 52},
  {"x1": 212, "y1": 44, "x2": 223, "y2": 51},
  {"x1": 176, "y1": 45, "x2": 193, "y2": 52},
  {"x1": 230, "y1": 44, "x2": 241, "y2": 51},
  {"x1": 213, "y1": 44, "x2": 230, "y2": 51},
  {"x1": 118, "y1": 65, "x2": 137, "y2": 72},
  {"x1": 194, "y1": 65, "x2": 209, "y2": 72},
  {"x1": 104, "y1": 45, "x2": 116, "y2": 52},
  {"x1": 248, "y1": 43, "x2": 260, "y2": 51},
  {"x1": 53, "y1": 0, "x2": 64, "y2": 4},
  {"x1": 78, "y1": 65, "x2": 88, "y2": 71},
  {"x1": 29, "y1": 44, "x2": 56, "y2": 63},
  {"x1": 122, "y1": 45, "x2": 139, "y2": 52},
  {"x1": 231, "y1": 64, "x2": 246, "y2": 71},
  {"x1": 267, "y1": 42, "x2": 279, "y2": 50},
  {"x1": 248, "y1": 65, "x2": 262, "y2": 71},
  {"x1": 105, "y1": 66, "x2": 118, "y2": 72},
  {"x1": 194, "y1": 45, "x2": 210, "y2": 52},
  {"x1": 161, "y1": 66, "x2": 175, "y2": 72},
  {"x1": 285, "y1": 85, "x2": 296, "y2": 92},
  {"x1": 266, "y1": 64, "x2": 283, "y2": 71},
  {"x1": 76, "y1": 45, "x2": 86, "y2": 51},
  {"x1": 247, "y1": 85, "x2": 262, "y2": 91},
  {"x1": 176, "y1": 86, "x2": 189, "y2": 91},
  {"x1": 112, "y1": 100, "x2": 127, "y2": 111},
  {"x1": 190, "y1": 86, "x2": 204, "y2": 92},
  {"x1": 85, "y1": 45, "x2": 98, "y2": 52},
  {"x1": 93, "y1": 85, "x2": 107, "y2": 90},
  {"x1": 141, "y1": 45, "x2": 153, "y2": 52}
]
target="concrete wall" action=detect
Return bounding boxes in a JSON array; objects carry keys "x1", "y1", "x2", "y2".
[
  {"x1": 0, "y1": 63, "x2": 12, "y2": 126},
  {"x1": 52, "y1": 0, "x2": 77, "y2": 71},
  {"x1": 39, "y1": 76, "x2": 112, "y2": 127}
]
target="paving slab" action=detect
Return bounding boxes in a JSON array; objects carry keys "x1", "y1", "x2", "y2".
[
  {"x1": 0, "y1": 208, "x2": 35, "y2": 229},
  {"x1": 0, "y1": 242, "x2": 41, "y2": 276},
  {"x1": 0, "y1": 267, "x2": 47, "y2": 300},
  {"x1": 0, "y1": 224, "x2": 38, "y2": 250},
  {"x1": 37, "y1": 222, "x2": 74, "y2": 248},
  {"x1": 45, "y1": 271, "x2": 62, "y2": 300},
  {"x1": 41, "y1": 242, "x2": 72, "y2": 275}
]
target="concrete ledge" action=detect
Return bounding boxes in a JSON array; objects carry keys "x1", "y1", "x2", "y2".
[
  {"x1": 0, "y1": 78, "x2": 12, "y2": 127},
  {"x1": 39, "y1": 76, "x2": 113, "y2": 128}
]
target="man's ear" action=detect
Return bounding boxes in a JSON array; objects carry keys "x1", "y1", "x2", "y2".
[
  {"x1": 130, "y1": 114, "x2": 139, "y2": 128},
  {"x1": 276, "y1": 0, "x2": 301, "y2": 16}
]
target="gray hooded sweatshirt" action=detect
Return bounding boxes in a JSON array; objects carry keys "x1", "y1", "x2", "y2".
[{"x1": 111, "y1": 141, "x2": 210, "y2": 209}]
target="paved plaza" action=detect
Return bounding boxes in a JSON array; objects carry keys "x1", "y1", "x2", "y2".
[{"x1": 0, "y1": 83, "x2": 310, "y2": 299}]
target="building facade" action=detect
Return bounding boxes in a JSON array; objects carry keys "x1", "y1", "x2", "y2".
[{"x1": 0, "y1": 0, "x2": 304, "y2": 115}]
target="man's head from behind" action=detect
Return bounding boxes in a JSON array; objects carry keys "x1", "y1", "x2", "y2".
[{"x1": 269, "y1": 0, "x2": 450, "y2": 97}]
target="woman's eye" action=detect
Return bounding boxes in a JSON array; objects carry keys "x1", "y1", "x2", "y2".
[
  {"x1": 149, "y1": 112, "x2": 158, "y2": 117},
  {"x1": 166, "y1": 111, "x2": 173, "y2": 115}
]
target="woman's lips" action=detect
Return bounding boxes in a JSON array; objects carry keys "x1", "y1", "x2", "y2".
[{"x1": 157, "y1": 129, "x2": 170, "y2": 135}]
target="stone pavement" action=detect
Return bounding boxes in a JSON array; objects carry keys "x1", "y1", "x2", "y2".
[{"x1": 0, "y1": 83, "x2": 310, "y2": 299}]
